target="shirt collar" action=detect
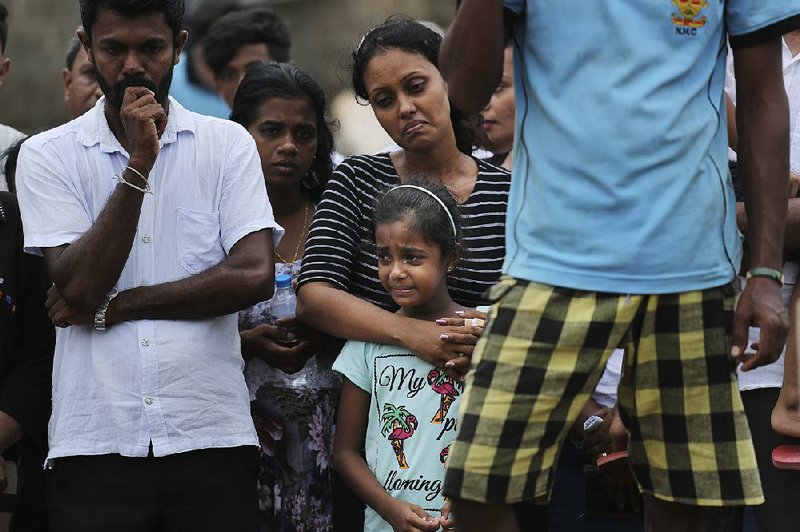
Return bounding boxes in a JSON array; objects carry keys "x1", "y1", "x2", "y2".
[
  {"x1": 78, "y1": 95, "x2": 196, "y2": 154},
  {"x1": 783, "y1": 38, "x2": 800, "y2": 70}
]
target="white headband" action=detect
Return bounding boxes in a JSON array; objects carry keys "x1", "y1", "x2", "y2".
[{"x1": 389, "y1": 185, "x2": 457, "y2": 239}]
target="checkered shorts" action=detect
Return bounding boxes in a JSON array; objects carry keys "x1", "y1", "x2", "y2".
[{"x1": 443, "y1": 277, "x2": 763, "y2": 507}]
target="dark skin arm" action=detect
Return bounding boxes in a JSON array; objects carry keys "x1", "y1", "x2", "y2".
[
  {"x1": 46, "y1": 229, "x2": 273, "y2": 327},
  {"x1": 737, "y1": 198, "x2": 800, "y2": 253},
  {"x1": 439, "y1": 0, "x2": 507, "y2": 114},
  {"x1": 333, "y1": 380, "x2": 441, "y2": 532},
  {"x1": 45, "y1": 86, "x2": 166, "y2": 311},
  {"x1": 731, "y1": 38, "x2": 791, "y2": 370}
]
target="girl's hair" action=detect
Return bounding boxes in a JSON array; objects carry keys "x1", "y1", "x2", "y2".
[
  {"x1": 374, "y1": 178, "x2": 463, "y2": 261},
  {"x1": 230, "y1": 61, "x2": 335, "y2": 202},
  {"x1": 351, "y1": 16, "x2": 474, "y2": 155}
]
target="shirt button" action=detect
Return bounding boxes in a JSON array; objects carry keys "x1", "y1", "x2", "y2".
[
  {"x1": 144, "y1": 397, "x2": 153, "y2": 405},
  {"x1": 142, "y1": 235, "x2": 151, "y2": 244},
  {"x1": 141, "y1": 338, "x2": 150, "y2": 347}
]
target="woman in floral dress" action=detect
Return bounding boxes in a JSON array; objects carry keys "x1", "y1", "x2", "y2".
[{"x1": 231, "y1": 61, "x2": 338, "y2": 531}]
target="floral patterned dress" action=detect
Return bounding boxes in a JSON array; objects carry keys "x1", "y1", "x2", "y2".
[{"x1": 239, "y1": 260, "x2": 340, "y2": 531}]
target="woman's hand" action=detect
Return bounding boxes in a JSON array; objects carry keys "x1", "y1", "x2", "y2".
[
  {"x1": 240, "y1": 320, "x2": 314, "y2": 374},
  {"x1": 433, "y1": 309, "x2": 487, "y2": 375},
  {"x1": 402, "y1": 319, "x2": 482, "y2": 374},
  {"x1": 382, "y1": 498, "x2": 441, "y2": 532}
]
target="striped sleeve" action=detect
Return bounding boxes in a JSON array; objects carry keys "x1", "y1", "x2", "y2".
[{"x1": 298, "y1": 157, "x2": 363, "y2": 293}]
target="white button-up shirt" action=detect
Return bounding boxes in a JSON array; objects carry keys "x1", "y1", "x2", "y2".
[
  {"x1": 784, "y1": 39, "x2": 800, "y2": 174},
  {"x1": 16, "y1": 96, "x2": 282, "y2": 459}
]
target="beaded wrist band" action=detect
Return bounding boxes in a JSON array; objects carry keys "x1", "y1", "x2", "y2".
[{"x1": 745, "y1": 267, "x2": 784, "y2": 286}]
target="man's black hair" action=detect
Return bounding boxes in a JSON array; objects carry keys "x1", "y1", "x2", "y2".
[
  {"x1": 79, "y1": 0, "x2": 185, "y2": 42},
  {"x1": 65, "y1": 34, "x2": 82, "y2": 70},
  {"x1": 184, "y1": 0, "x2": 254, "y2": 85},
  {"x1": 203, "y1": 7, "x2": 290, "y2": 77},
  {"x1": 0, "y1": 3, "x2": 9, "y2": 53}
]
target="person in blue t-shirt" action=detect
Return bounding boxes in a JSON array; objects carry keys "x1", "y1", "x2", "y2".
[
  {"x1": 333, "y1": 181, "x2": 476, "y2": 532},
  {"x1": 439, "y1": 2, "x2": 800, "y2": 531}
]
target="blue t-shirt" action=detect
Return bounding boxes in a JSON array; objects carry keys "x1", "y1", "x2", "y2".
[
  {"x1": 333, "y1": 341, "x2": 462, "y2": 532},
  {"x1": 502, "y1": 0, "x2": 800, "y2": 294},
  {"x1": 170, "y1": 52, "x2": 231, "y2": 119}
]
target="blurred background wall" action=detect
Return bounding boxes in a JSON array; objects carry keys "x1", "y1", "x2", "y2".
[{"x1": 0, "y1": 0, "x2": 456, "y2": 153}]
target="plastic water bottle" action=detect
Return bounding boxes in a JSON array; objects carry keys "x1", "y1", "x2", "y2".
[{"x1": 270, "y1": 273, "x2": 298, "y2": 345}]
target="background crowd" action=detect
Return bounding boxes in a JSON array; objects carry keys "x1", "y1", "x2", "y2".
[{"x1": 0, "y1": 1, "x2": 799, "y2": 532}]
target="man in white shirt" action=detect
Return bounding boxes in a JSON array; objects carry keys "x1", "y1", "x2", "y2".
[
  {"x1": 15, "y1": 1, "x2": 281, "y2": 531},
  {"x1": 0, "y1": 3, "x2": 25, "y2": 192}
]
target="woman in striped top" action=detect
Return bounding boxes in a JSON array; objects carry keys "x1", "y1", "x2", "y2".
[{"x1": 297, "y1": 17, "x2": 510, "y2": 372}]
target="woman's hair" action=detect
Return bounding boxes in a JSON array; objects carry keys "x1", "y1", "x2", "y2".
[
  {"x1": 230, "y1": 61, "x2": 335, "y2": 202},
  {"x1": 373, "y1": 177, "x2": 463, "y2": 262},
  {"x1": 351, "y1": 17, "x2": 474, "y2": 155}
]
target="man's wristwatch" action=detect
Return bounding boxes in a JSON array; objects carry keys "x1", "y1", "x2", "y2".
[{"x1": 94, "y1": 289, "x2": 119, "y2": 331}]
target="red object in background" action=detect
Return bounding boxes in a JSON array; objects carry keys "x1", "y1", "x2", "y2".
[{"x1": 772, "y1": 445, "x2": 800, "y2": 470}]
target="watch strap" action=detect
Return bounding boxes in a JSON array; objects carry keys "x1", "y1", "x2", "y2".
[{"x1": 94, "y1": 289, "x2": 119, "y2": 331}]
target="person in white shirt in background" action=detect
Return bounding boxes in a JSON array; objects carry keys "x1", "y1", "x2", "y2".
[{"x1": 724, "y1": 29, "x2": 800, "y2": 532}]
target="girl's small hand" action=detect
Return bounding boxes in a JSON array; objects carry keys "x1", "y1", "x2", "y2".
[
  {"x1": 240, "y1": 324, "x2": 313, "y2": 373},
  {"x1": 439, "y1": 498, "x2": 455, "y2": 529},
  {"x1": 384, "y1": 498, "x2": 441, "y2": 532}
]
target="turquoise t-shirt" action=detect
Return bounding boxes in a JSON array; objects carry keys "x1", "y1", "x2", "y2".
[
  {"x1": 502, "y1": 0, "x2": 800, "y2": 294},
  {"x1": 333, "y1": 341, "x2": 462, "y2": 532}
]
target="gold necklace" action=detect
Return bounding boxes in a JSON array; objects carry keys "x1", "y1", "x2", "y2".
[{"x1": 274, "y1": 199, "x2": 310, "y2": 267}]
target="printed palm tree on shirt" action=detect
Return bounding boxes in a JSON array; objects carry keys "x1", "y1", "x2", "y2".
[
  {"x1": 381, "y1": 403, "x2": 418, "y2": 469},
  {"x1": 427, "y1": 368, "x2": 461, "y2": 424}
]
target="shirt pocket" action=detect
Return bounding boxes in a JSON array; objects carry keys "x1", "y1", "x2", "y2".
[{"x1": 176, "y1": 208, "x2": 225, "y2": 275}]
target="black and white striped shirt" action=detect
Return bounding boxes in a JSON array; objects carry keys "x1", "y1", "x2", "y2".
[{"x1": 297, "y1": 153, "x2": 510, "y2": 310}]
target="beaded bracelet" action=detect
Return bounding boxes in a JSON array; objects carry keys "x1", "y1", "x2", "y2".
[{"x1": 745, "y1": 267, "x2": 784, "y2": 286}]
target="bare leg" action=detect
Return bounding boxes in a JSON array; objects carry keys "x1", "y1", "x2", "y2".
[
  {"x1": 643, "y1": 494, "x2": 704, "y2": 532},
  {"x1": 771, "y1": 279, "x2": 800, "y2": 438},
  {"x1": 451, "y1": 498, "x2": 520, "y2": 532}
]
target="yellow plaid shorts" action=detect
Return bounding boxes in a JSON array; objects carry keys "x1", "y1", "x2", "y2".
[{"x1": 443, "y1": 277, "x2": 763, "y2": 507}]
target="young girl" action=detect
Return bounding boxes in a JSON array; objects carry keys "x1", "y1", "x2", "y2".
[{"x1": 333, "y1": 181, "x2": 475, "y2": 532}]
